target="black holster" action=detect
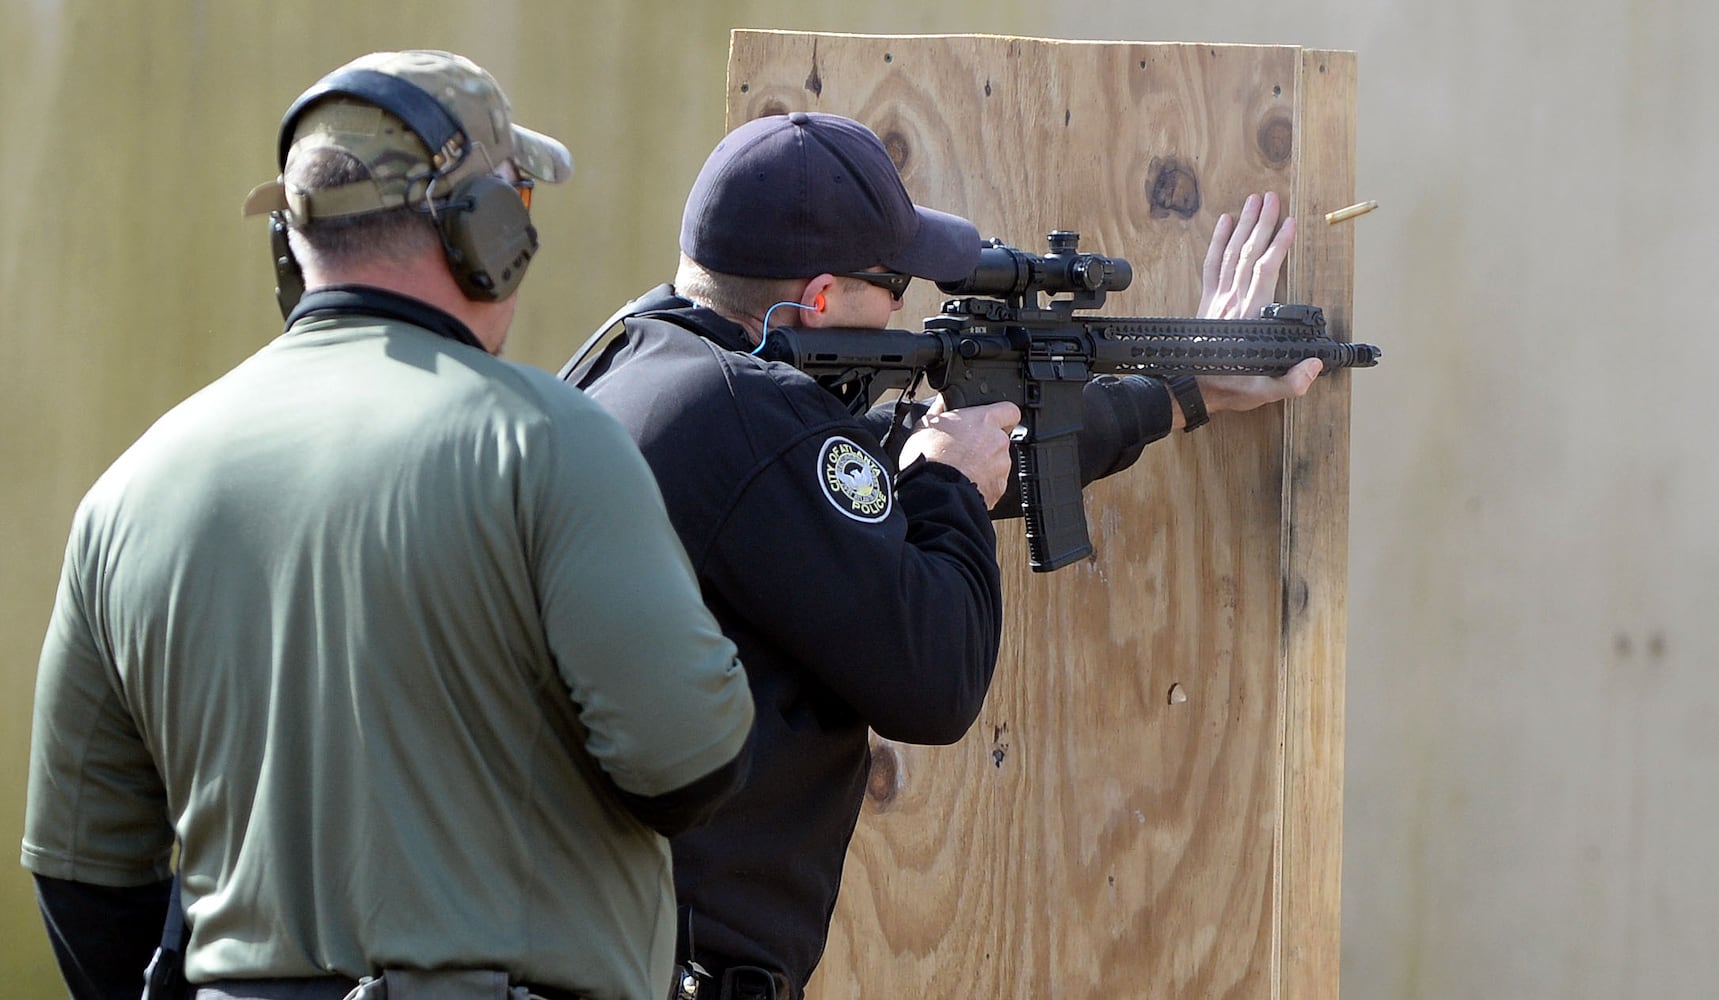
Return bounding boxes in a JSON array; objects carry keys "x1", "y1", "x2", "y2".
[
  {"x1": 670, "y1": 907, "x2": 789, "y2": 1000},
  {"x1": 672, "y1": 963, "x2": 787, "y2": 1000},
  {"x1": 141, "y1": 873, "x2": 191, "y2": 1000}
]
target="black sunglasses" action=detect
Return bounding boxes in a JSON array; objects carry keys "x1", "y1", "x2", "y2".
[{"x1": 835, "y1": 270, "x2": 912, "y2": 301}]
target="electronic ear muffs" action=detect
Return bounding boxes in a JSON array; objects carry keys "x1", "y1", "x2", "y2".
[
  {"x1": 268, "y1": 211, "x2": 307, "y2": 319},
  {"x1": 436, "y1": 173, "x2": 538, "y2": 301},
  {"x1": 271, "y1": 66, "x2": 540, "y2": 310}
]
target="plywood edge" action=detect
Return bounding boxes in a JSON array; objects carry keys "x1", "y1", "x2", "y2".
[
  {"x1": 731, "y1": 27, "x2": 1309, "y2": 50},
  {"x1": 725, "y1": 27, "x2": 1309, "y2": 116},
  {"x1": 1276, "y1": 47, "x2": 1357, "y2": 1000}
]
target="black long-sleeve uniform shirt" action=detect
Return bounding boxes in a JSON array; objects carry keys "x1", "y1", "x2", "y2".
[{"x1": 564, "y1": 285, "x2": 1174, "y2": 994}]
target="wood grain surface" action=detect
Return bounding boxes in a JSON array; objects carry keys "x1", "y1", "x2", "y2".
[
  {"x1": 1276, "y1": 48, "x2": 1356, "y2": 1000},
  {"x1": 727, "y1": 31, "x2": 1353, "y2": 999}
]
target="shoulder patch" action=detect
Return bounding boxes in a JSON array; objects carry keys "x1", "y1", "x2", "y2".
[{"x1": 817, "y1": 436, "x2": 892, "y2": 523}]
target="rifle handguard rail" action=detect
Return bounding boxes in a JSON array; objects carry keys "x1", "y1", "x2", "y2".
[{"x1": 757, "y1": 233, "x2": 1379, "y2": 570}]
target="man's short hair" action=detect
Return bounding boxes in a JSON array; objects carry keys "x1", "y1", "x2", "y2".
[
  {"x1": 674, "y1": 254, "x2": 806, "y2": 319},
  {"x1": 285, "y1": 146, "x2": 439, "y2": 269}
]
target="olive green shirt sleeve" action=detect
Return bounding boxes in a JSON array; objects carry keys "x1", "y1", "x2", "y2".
[
  {"x1": 525, "y1": 394, "x2": 753, "y2": 799},
  {"x1": 23, "y1": 523, "x2": 174, "y2": 886}
]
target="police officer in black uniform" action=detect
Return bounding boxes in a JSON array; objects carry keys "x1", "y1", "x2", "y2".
[{"x1": 562, "y1": 112, "x2": 1319, "y2": 1000}]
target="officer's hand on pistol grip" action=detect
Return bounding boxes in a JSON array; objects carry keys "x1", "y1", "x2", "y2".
[{"x1": 899, "y1": 398, "x2": 1021, "y2": 508}]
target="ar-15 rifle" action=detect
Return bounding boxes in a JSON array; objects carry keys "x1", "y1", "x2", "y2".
[{"x1": 757, "y1": 231, "x2": 1380, "y2": 573}]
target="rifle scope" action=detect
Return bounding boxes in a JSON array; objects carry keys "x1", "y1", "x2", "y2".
[{"x1": 937, "y1": 231, "x2": 1133, "y2": 299}]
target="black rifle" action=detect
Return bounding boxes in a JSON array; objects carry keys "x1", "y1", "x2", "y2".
[{"x1": 757, "y1": 232, "x2": 1380, "y2": 572}]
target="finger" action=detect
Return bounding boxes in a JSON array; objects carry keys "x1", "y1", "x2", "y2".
[
  {"x1": 924, "y1": 393, "x2": 948, "y2": 416},
  {"x1": 1256, "y1": 191, "x2": 1282, "y2": 234},
  {"x1": 1219, "y1": 193, "x2": 1262, "y2": 297},
  {"x1": 1239, "y1": 215, "x2": 1296, "y2": 319},
  {"x1": 1249, "y1": 193, "x2": 1282, "y2": 261},
  {"x1": 1200, "y1": 212, "x2": 1235, "y2": 314},
  {"x1": 1232, "y1": 192, "x2": 1280, "y2": 298}
]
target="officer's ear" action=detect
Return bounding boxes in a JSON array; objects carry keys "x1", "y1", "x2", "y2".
[{"x1": 798, "y1": 274, "x2": 839, "y2": 327}]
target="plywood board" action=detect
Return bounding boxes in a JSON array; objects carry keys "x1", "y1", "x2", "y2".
[
  {"x1": 1276, "y1": 48, "x2": 1356, "y2": 1000},
  {"x1": 726, "y1": 30, "x2": 1354, "y2": 998}
]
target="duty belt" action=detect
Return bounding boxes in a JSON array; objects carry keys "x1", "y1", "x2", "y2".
[{"x1": 195, "y1": 971, "x2": 587, "y2": 1000}]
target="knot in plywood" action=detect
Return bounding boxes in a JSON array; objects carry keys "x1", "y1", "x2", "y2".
[
  {"x1": 866, "y1": 740, "x2": 902, "y2": 810},
  {"x1": 1147, "y1": 156, "x2": 1201, "y2": 218},
  {"x1": 1257, "y1": 113, "x2": 1294, "y2": 167}
]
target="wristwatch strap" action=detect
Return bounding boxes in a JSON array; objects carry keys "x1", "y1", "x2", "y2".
[{"x1": 1165, "y1": 375, "x2": 1209, "y2": 432}]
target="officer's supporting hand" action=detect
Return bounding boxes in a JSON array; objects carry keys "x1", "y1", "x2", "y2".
[
  {"x1": 902, "y1": 399, "x2": 1021, "y2": 507},
  {"x1": 1195, "y1": 192, "x2": 1323, "y2": 413}
]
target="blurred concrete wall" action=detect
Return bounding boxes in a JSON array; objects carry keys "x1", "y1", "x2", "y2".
[{"x1": 4, "y1": 1, "x2": 1713, "y2": 997}]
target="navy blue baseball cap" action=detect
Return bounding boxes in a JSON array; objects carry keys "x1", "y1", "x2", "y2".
[{"x1": 679, "y1": 111, "x2": 981, "y2": 282}]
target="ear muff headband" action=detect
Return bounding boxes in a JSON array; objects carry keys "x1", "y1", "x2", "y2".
[{"x1": 277, "y1": 67, "x2": 465, "y2": 172}]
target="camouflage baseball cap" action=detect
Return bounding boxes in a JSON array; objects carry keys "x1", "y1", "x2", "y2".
[{"x1": 243, "y1": 49, "x2": 572, "y2": 221}]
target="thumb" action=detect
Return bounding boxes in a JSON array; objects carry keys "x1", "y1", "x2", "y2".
[
  {"x1": 982, "y1": 400, "x2": 1023, "y2": 432},
  {"x1": 1291, "y1": 357, "x2": 1324, "y2": 393}
]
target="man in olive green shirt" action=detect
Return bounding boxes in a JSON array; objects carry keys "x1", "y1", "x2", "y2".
[{"x1": 22, "y1": 50, "x2": 753, "y2": 1000}]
